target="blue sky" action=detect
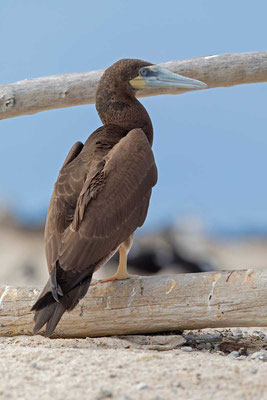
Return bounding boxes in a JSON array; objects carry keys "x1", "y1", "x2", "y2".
[{"x1": 1, "y1": 0, "x2": 267, "y2": 232}]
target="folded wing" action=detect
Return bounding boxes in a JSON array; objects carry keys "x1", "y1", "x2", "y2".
[{"x1": 57, "y1": 128, "x2": 158, "y2": 272}]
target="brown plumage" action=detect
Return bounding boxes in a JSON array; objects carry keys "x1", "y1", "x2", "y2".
[{"x1": 31, "y1": 59, "x2": 158, "y2": 336}]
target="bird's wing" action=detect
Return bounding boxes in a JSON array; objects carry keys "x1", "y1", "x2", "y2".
[
  {"x1": 55, "y1": 128, "x2": 157, "y2": 272},
  {"x1": 44, "y1": 141, "x2": 85, "y2": 271},
  {"x1": 60, "y1": 141, "x2": 84, "y2": 169}
]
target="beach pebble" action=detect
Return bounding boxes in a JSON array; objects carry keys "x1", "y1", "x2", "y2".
[
  {"x1": 228, "y1": 351, "x2": 239, "y2": 359},
  {"x1": 238, "y1": 347, "x2": 247, "y2": 356},
  {"x1": 250, "y1": 350, "x2": 267, "y2": 360},
  {"x1": 232, "y1": 328, "x2": 242, "y2": 335},
  {"x1": 196, "y1": 343, "x2": 205, "y2": 350},
  {"x1": 231, "y1": 329, "x2": 243, "y2": 340},
  {"x1": 258, "y1": 354, "x2": 267, "y2": 362},
  {"x1": 96, "y1": 389, "x2": 113, "y2": 399},
  {"x1": 136, "y1": 383, "x2": 148, "y2": 390},
  {"x1": 252, "y1": 331, "x2": 266, "y2": 340},
  {"x1": 182, "y1": 346, "x2": 193, "y2": 352},
  {"x1": 250, "y1": 352, "x2": 261, "y2": 359},
  {"x1": 205, "y1": 342, "x2": 212, "y2": 350}
]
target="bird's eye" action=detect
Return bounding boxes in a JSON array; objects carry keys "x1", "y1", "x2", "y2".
[{"x1": 140, "y1": 68, "x2": 147, "y2": 77}]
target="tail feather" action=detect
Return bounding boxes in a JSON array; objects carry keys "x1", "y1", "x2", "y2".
[
  {"x1": 33, "y1": 302, "x2": 58, "y2": 334},
  {"x1": 31, "y1": 264, "x2": 95, "y2": 337},
  {"x1": 45, "y1": 302, "x2": 65, "y2": 337}
]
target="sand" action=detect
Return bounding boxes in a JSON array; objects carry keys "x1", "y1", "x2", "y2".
[{"x1": 1, "y1": 329, "x2": 267, "y2": 400}]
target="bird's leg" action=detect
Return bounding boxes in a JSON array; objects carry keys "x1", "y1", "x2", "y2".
[
  {"x1": 100, "y1": 234, "x2": 138, "y2": 282},
  {"x1": 90, "y1": 279, "x2": 100, "y2": 286}
]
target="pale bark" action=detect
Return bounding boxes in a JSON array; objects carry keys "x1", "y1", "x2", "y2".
[
  {"x1": 0, "y1": 51, "x2": 266, "y2": 120},
  {"x1": 0, "y1": 270, "x2": 266, "y2": 338}
]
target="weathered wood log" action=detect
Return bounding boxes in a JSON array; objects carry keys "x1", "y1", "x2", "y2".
[
  {"x1": 1, "y1": 51, "x2": 266, "y2": 120},
  {"x1": 0, "y1": 270, "x2": 266, "y2": 338}
]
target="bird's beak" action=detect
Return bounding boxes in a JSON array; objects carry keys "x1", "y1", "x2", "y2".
[{"x1": 130, "y1": 65, "x2": 207, "y2": 90}]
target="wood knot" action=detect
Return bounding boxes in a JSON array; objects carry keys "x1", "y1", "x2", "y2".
[
  {"x1": 1, "y1": 97, "x2": 15, "y2": 109},
  {"x1": 59, "y1": 90, "x2": 69, "y2": 98}
]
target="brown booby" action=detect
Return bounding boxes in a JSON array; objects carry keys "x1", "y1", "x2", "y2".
[{"x1": 31, "y1": 59, "x2": 206, "y2": 336}]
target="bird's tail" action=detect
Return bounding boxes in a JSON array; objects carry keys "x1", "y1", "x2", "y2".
[{"x1": 31, "y1": 262, "x2": 95, "y2": 337}]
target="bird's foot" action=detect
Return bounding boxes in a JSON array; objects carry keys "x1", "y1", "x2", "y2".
[
  {"x1": 90, "y1": 279, "x2": 101, "y2": 286},
  {"x1": 100, "y1": 272, "x2": 139, "y2": 283}
]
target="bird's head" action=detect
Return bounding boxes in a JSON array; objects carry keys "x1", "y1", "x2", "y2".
[{"x1": 97, "y1": 58, "x2": 207, "y2": 98}]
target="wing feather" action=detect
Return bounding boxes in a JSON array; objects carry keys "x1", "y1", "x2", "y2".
[{"x1": 45, "y1": 128, "x2": 157, "y2": 273}]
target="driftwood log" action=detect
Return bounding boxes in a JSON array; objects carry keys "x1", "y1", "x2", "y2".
[
  {"x1": 0, "y1": 270, "x2": 267, "y2": 338},
  {"x1": 0, "y1": 51, "x2": 266, "y2": 120}
]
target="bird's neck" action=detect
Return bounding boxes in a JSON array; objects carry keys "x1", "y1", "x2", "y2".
[{"x1": 96, "y1": 88, "x2": 154, "y2": 145}]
